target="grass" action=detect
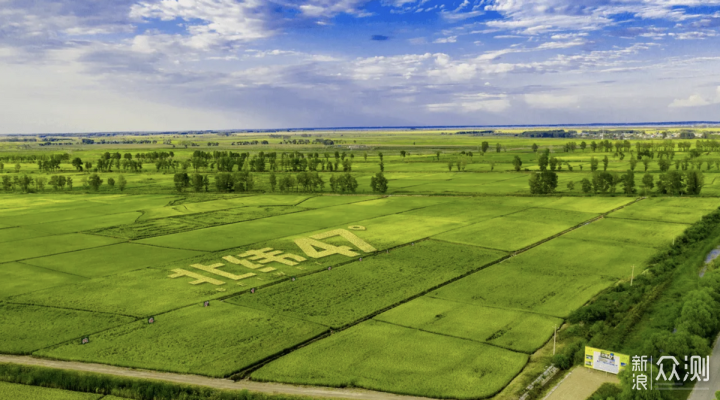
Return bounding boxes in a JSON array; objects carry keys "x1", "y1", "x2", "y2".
[
  {"x1": 0, "y1": 303, "x2": 135, "y2": 354},
  {"x1": 609, "y1": 203, "x2": 714, "y2": 224},
  {"x1": 251, "y1": 320, "x2": 529, "y2": 399},
  {"x1": 374, "y1": 296, "x2": 563, "y2": 353},
  {"x1": 563, "y1": 217, "x2": 689, "y2": 248},
  {"x1": 36, "y1": 301, "x2": 326, "y2": 378},
  {"x1": 0, "y1": 262, "x2": 86, "y2": 299},
  {"x1": 0, "y1": 381, "x2": 103, "y2": 400},
  {"x1": 227, "y1": 240, "x2": 506, "y2": 328},
  {"x1": 21, "y1": 243, "x2": 204, "y2": 278}
]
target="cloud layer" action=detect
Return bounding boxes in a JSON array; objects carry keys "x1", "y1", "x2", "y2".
[{"x1": 1, "y1": 0, "x2": 720, "y2": 132}]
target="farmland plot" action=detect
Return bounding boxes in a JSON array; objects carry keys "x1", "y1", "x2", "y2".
[
  {"x1": 37, "y1": 301, "x2": 326, "y2": 377},
  {"x1": 374, "y1": 296, "x2": 562, "y2": 353},
  {"x1": 0, "y1": 304, "x2": 134, "y2": 354},
  {"x1": 0, "y1": 234, "x2": 122, "y2": 264},
  {"x1": 0, "y1": 262, "x2": 86, "y2": 299},
  {"x1": 252, "y1": 320, "x2": 528, "y2": 399},
  {"x1": 228, "y1": 240, "x2": 506, "y2": 328}
]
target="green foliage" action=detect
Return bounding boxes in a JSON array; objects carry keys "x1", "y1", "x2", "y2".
[
  {"x1": 87, "y1": 174, "x2": 103, "y2": 191},
  {"x1": 370, "y1": 172, "x2": 388, "y2": 193},
  {"x1": 0, "y1": 382, "x2": 101, "y2": 400},
  {"x1": 529, "y1": 170, "x2": 558, "y2": 194},
  {"x1": 0, "y1": 363, "x2": 313, "y2": 400},
  {"x1": 512, "y1": 155, "x2": 523, "y2": 171}
]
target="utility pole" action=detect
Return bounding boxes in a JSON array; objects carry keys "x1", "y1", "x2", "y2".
[
  {"x1": 553, "y1": 325, "x2": 557, "y2": 355},
  {"x1": 631, "y1": 265, "x2": 635, "y2": 286}
]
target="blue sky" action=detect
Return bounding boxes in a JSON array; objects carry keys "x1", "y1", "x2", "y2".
[{"x1": 1, "y1": 0, "x2": 720, "y2": 133}]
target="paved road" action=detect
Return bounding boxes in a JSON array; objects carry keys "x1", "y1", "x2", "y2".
[
  {"x1": 688, "y1": 335, "x2": 720, "y2": 400},
  {"x1": 0, "y1": 355, "x2": 431, "y2": 400}
]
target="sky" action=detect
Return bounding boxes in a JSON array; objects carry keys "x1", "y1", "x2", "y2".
[{"x1": 1, "y1": 0, "x2": 720, "y2": 133}]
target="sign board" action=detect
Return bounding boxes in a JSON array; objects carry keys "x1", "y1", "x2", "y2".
[{"x1": 584, "y1": 346, "x2": 629, "y2": 374}]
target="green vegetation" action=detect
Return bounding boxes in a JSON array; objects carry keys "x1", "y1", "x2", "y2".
[
  {"x1": 0, "y1": 381, "x2": 102, "y2": 400},
  {"x1": 228, "y1": 240, "x2": 506, "y2": 328},
  {"x1": 37, "y1": 301, "x2": 326, "y2": 377},
  {"x1": 0, "y1": 304, "x2": 134, "y2": 354},
  {"x1": 1, "y1": 129, "x2": 718, "y2": 400},
  {"x1": 252, "y1": 320, "x2": 528, "y2": 399}
]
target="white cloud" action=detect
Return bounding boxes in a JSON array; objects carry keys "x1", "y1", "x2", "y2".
[
  {"x1": 433, "y1": 36, "x2": 458, "y2": 43},
  {"x1": 669, "y1": 87, "x2": 720, "y2": 108},
  {"x1": 428, "y1": 94, "x2": 511, "y2": 113},
  {"x1": 524, "y1": 93, "x2": 578, "y2": 108}
]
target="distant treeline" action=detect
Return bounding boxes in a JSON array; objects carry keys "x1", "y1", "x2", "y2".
[
  {"x1": 521, "y1": 130, "x2": 577, "y2": 138},
  {"x1": 455, "y1": 130, "x2": 495, "y2": 135}
]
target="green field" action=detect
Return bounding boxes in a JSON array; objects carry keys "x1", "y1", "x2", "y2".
[
  {"x1": 251, "y1": 320, "x2": 528, "y2": 399},
  {"x1": 37, "y1": 301, "x2": 326, "y2": 377},
  {"x1": 227, "y1": 240, "x2": 506, "y2": 328},
  {"x1": 0, "y1": 129, "x2": 716, "y2": 400}
]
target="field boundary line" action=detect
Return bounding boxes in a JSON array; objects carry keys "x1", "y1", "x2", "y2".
[
  {"x1": 602, "y1": 215, "x2": 694, "y2": 225},
  {"x1": 0, "y1": 356, "x2": 435, "y2": 400},
  {"x1": 371, "y1": 319, "x2": 533, "y2": 356},
  {"x1": 421, "y1": 295, "x2": 569, "y2": 320},
  {"x1": 2, "y1": 241, "x2": 129, "y2": 265},
  {"x1": 15, "y1": 261, "x2": 90, "y2": 279},
  {"x1": 3, "y1": 301, "x2": 141, "y2": 319},
  {"x1": 229, "y1": 197, "x2": 645, "y2": 380}
]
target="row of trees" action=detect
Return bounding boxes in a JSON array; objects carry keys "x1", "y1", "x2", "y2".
[
  {"x1": 531, "y1": 170, "x2": 704, "y2": 195},
  {"x1": 173, "y1": 171, "x2": 389, "y2": 194}
]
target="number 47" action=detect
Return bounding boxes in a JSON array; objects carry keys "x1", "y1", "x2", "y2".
[{"x1": 294, "y1": 229, "x2": 376, "y2": 258}]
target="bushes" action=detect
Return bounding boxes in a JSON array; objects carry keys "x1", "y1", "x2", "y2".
[{"x1": 0, "y1": 363, "x2": 309, "y2": 400}]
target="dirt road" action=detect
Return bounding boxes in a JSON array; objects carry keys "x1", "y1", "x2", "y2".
[{"x1": 0, "y1": 355, "x2": 430, "y2": 400}]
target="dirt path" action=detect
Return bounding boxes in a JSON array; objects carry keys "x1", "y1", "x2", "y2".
[
  {"x1": 542, "y1": 367, "x2": 619, "y2": 400},
  {"x1": 0, "y1": 355, "x2": 431, "y2": 400}
]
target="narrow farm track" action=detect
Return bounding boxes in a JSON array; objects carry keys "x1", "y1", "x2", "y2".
[{"x1": 0, "y1": 355, "x2": 433, "y2": 400}]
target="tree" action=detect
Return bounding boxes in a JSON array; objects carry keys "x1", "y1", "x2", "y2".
[
  {"x1": 602, "y1": 155, "x2": 609, "y2": 171},
  {"x1": 269, "y1": 173, "x2": 277, "y2": 192},
  {"x1": 590, "y1": 141, "x2": 597, "y2": 152},
  {"x1": 528, "y1": 171, "x2": 558, "y2": 194},
  {"x1": 66, "y1": 177, "x2": 73, "y2": 191},
  {"x1": 35, "y1": 176, "x2": 46, "y2": 192},
  {"x1": 531, "y1": 143, "x2": 538, "y2": 153},
  {"x1": 658, "y1": 158, "x2": 670, "y2": 172},
  {"x1": 15, "y1": 163, "x2": 20, "y2": 173},
  {"x1": 676, "y1": 289, "x2": 719, "y2": 338},
  {"x1": 496, "y1": 143, "x2": 501, "y2": 153},
  {"x1": 436, "y1": 151, "x2": 441, "y2": 161},
  {"x1": 71, "y1": 157, "x2": 83, "y2": 171},
  {"x1": 621, "y1": 169, "x2": 636, "y2": 195},
  {"x1": 378, "y1": 152, "x2": 384, "y2": 162},
  {"x1": 686, "y1": 170, "x2": 704, "y2": 195},
  {"x1": 400, "y1": 150, "x2": 406, "y2": 158},
  {"x1": 657, "y1": 171, "x2": 685, "y2": 195},
  {"x1": 173, "y1": 172, "x2": 189, "y2": 193},
  {"x1": 629, "y1": 157, "x2": 637, "y2": 171},
  {"x1": 482, "y1": 142, "x2": 490, "y2": 153},
  {"x1": 512, "y1": 156, "x2": 523, "y2": 171},
  {"x1": 279, "y1": 175, "x2": 297, "y2": 192},
  {"x1": 580, "y1": 141, "x2": 587, "y2": 151},
  {"x1": 642, "y1": 173, "x2": 654, "y2": 194},
  {"x1": 642, "y1": 156, "x2": 651, "y2": 171},
  {"x1": 590, "y1": 157, "x2": 599, "y2": 172},
  {"x1": 447, "y1": 162, "x2": 453, "y2": 172},
  {"x1": 107, "y1": 177, "x2": 115, "y2": 189},
  {"x1": 549, "y1": 157, "x2": 558, "y2": 171},
  {"x1": 566, "y1": 181, "x2": 575, "y2": 191},
  {"x1": 1, "y1": 176, "x2": 11, "y2": 191},
  {"x1": 379, "y1": 162, "x2": 384, "y2": 172},
  {"x1": 538, "y1": 153, "x2": 549, "y2": 171},
  {"x1": 370, "y1": 172, "x2": 388, "y2": 193},
  {"x1": 581, "y1": 178, "x2": 592, "y2": 194},
  {"x1": 88, "y1": 174, "x2": 103, "y2": 191},
  {"x1": 118, "y1": 175, "x2": 127, "y2": 192}
]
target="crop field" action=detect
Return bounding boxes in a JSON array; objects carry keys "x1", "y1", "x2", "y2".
[
  {"x1": 1, "y1": 130, "x2": 719, "y2": 400},
  {"x1": 251, "y1": 320, "x2": 529, "y2": 399}
]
